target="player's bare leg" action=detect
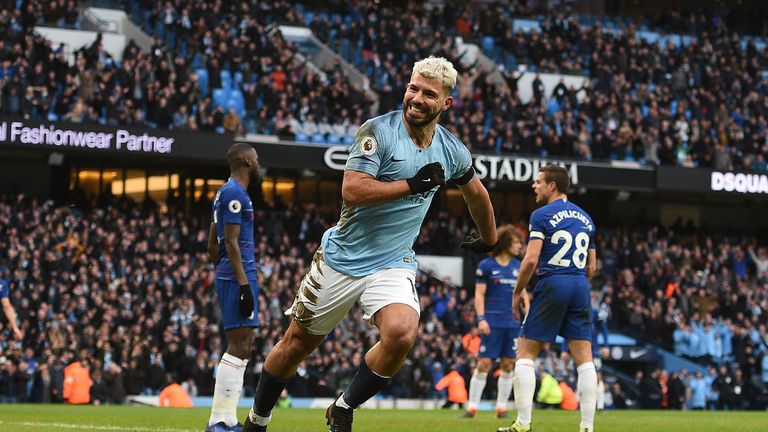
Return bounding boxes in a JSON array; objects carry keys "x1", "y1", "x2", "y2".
[
  {"x1": 366, "y1": 303, "x2": 419, "y2": 375},
  {"x1": 208, "y1": 327, "x2": 253, "y2": 431},
  {"x1": 568, "y1": 339, "x2": 597, "y2": 432},
  {"x1": 495, "y1": 356, "x2": 515, "y2": 418},
  {"x1": 243, "y1": 320, "x2": 325, "y2": 432},
  {"x1": 498, "y1": 337, "x2": 544, "y2": 432},
  {"x1": 464, "y1": 357, "x2": 492, "y2": 417},
  {"x1": 327, "y1": 303, "x2": 419, "y2": 432}
]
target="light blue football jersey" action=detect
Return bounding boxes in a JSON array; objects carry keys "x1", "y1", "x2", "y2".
[{"x1": 321, "y1": 110, "x2": 475, "y2": 277}]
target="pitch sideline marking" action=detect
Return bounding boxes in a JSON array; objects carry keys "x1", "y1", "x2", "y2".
[{"x1": 0, "y1": 420, "x2": 197, "y2": 432}]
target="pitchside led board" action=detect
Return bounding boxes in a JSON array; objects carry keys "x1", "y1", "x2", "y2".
[
  {"x1": 657, "y1": 166, "x2": 768, "y2": 197},
  {"x1": 0, "y1": 118, "x2": 233, "y2": 161}
]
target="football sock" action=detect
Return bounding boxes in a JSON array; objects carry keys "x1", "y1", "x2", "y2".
[
  {"x1": 577, "y1": 362, "x2": 597, "y2": 431},
  {"x1": 209, "y1": 353, "x2": 249, "y2": 427},
  {"x1": 467, "y1": 370, "x2": 488, "y2": 410},
  {"x1": 513, "y1": 359, "x2": 535, "y2": 425},
  {"x1": 341, "y1": 357, "x2": 390, "y2": 409},
  {"x1": 251, "y1": 367, "x2": 292, "y2": 420},
  {"x1": 496, "y1": 370, "x2": 514, "y2": 411}
]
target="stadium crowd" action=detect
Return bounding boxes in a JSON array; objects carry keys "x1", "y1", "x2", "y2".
[
  {"x1": 0, "y1": 191, "x2": 765, "y2": 410},
  {"x1": 2, "y1": 1, "x2": 768, "y2": 170},
  {"x1": 0, "y1": 192, "x2": 480, "y2": 405}
]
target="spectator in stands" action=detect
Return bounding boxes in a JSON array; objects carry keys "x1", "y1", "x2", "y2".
[
  {"x1": 222, "y1": 108, "x2": 243, "y2": 134},
  {"x1": 90, "y1": 369, "x2": 109, "y2": 405},
  {"x1": 688, "y1": 370, "x2": 707, "y2": 410}
]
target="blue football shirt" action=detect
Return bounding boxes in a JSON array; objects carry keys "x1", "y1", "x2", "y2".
[
  {"x1": 476, "y1": 256, "x2": 521, "y2": 329},
  {"x1": 322, "y1": 110, "x2": 475, "y2": 276},
  {"x1": 212, "y1": 177, "x2": 256, "y2": 281},
  {"x1": 529, "y1": 198, "x2": 595, "y2": 278},
  {"x1": 0, "y1": 279, "x2": 9, "y2": 299}
]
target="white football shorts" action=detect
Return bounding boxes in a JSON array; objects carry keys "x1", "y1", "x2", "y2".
[{"x1": 285, "y1": 249, "x2": 421, "y2": 335}]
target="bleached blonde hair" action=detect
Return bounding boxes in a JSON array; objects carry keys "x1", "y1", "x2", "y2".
[{"x1": 411, "y1": 56, "x2": 458, "y2": 93}]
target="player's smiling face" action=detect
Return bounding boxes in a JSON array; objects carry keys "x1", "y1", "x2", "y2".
[{"x1": 403, "y1": 73, "x2": 453, "y2": 127}]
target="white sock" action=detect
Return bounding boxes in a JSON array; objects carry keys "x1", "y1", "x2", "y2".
[
  {"x1": 577, "y1": 362, "x2": 597, "y2": 431},
  {"x1": 496, "y1": 370, "x2": 514, "y2": 411},
  {"x1": 209, "y1": 353, "x2": 248, "y2": 427},
  {"x1": 513, "y1": 359, "x2": 535, "y2": 425},
  {"x1": 467, "y1": 370, "x2": 488, "y2": 410},
  {"x1": 249, "y1": 409, "x2": 272, "y2": 426},
  {"x1": 336, "y1": 395, "x2": 352, "y2": 409}
]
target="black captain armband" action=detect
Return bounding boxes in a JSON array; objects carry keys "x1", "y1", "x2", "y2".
[{"x1": 450, "y1": 167, "x2": 476, "y2": 186}]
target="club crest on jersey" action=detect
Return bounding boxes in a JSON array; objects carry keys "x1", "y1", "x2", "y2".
[
  {"x1": 228, "y1": 200, "x2": 242, "y2": 214},
  {"x1": 360, "y1": 136, "x2": 377, "y2": 155}
]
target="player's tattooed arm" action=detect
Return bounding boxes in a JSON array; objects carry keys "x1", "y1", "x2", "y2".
[
  {"x1": 457, "y1": 177, "x2": 497, "y2": 247},
  {"x1": 342, "y1": 170, "x2": 413, "y2": 206},
  {"x1": 207, "y1": 222, "x2": 219, "y2": 263}
]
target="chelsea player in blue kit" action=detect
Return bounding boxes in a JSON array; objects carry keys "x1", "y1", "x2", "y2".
[
  {"x1": 243, "y1": 57, "x2": 498, "y2": 432},
  {"x1": 206, "y1": 143, "x2": 261, "y2": 432},
  {"x1": 499, "y1": 165, "x2": 597, "y2": 432},
  {"x1": 464, "y1": 225, "x2": 524, "y2": 419}
]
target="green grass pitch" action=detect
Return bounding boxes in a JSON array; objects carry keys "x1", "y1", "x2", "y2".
[{"x1": 0, "y1": 404, "x2": 764, "y2": 431}]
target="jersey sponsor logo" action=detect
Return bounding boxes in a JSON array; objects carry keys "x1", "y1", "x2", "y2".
[
  {"x1": 228, "y1": 200, "x2": 242, "y2": 214},
  {"x1": 360, "y1": 136, "x2": 378, "y2": 155}
]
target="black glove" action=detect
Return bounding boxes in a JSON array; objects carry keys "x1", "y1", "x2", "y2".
[
  {"x1": 460, "y1": 232, "x2": 497, "y2": 254},
  {"x1": 239, "y1": 283, "x2": 255, "y2": 318},
  {"x1": 406, "y1": 162, "x2": 446, "y2": 194}
]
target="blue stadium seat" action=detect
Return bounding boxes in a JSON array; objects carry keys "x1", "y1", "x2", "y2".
[
  {"x1": 215, "y1": 126, "x2": 225, "y2": 134},
  {"x1": 295, "y1": 133, "x2": 310, "y2": 142},
  {"x1": 196, "y1": 68, "x2": 209, "y2": 97},
  {"x1": 482, "y1": 36, "x2": 495, "y2": 56},
  {"x1": 311, "y1": 133, "x2": 326, "y2": 143},
  {"x1": 547, "y1": 99, "x2": 561, "y2": 116},
  {"x1": 220, "y1": 70, "x2": 232, "y2": 90},
  {"x1": 213, "y1": 89, "x2": 227, "y2": 107},
  {"x1": 327, "y1": 134, "x2": 341, "y2": 144},
  {"x1": 48, "y1": 112, "x2": 58, "y2": 122},
  {"x1": 226, "y1": 98, "x2": 246, "y2": 119},
  {"x1": 343, "y1": 136, "x2": 354, "y2": 146}
]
